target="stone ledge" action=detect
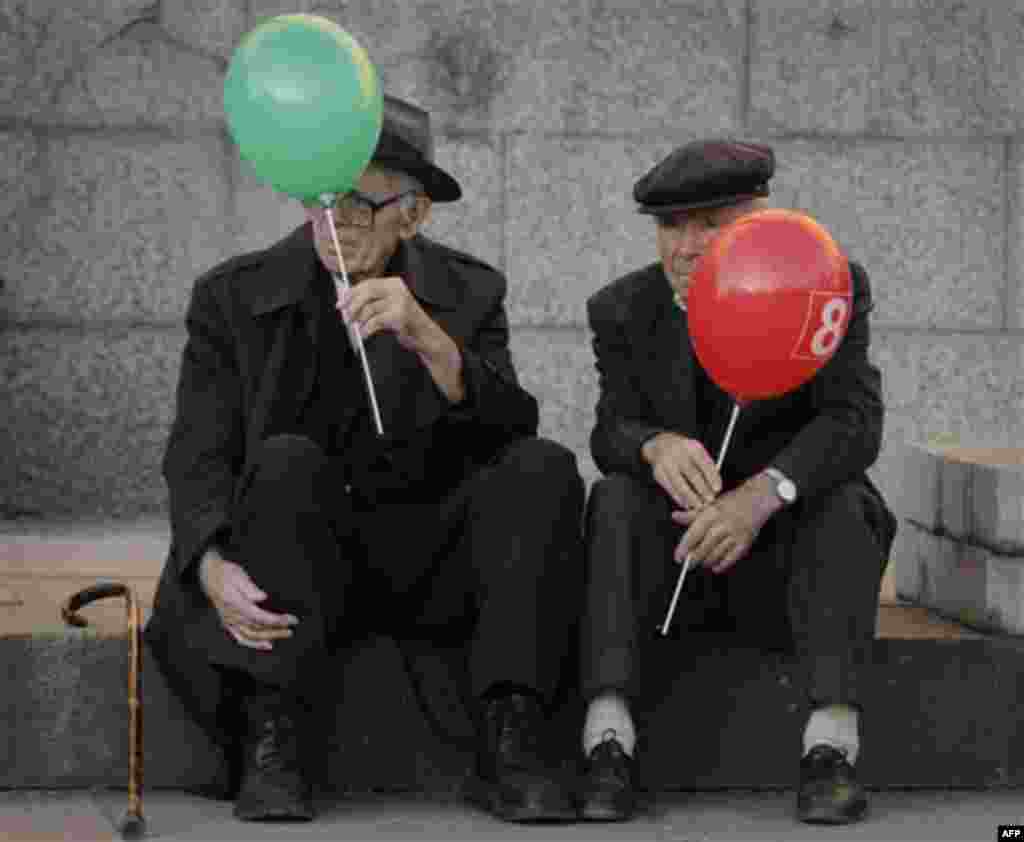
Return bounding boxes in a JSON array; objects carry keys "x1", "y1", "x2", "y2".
[
  {"x1": 893, "y1": 442, "x2": 1024, "y2": 556},
  {"x1": 0, "y1": 517, "x2": 169, "y2": 568},
  {"x1": 892, "y1": 522, "x2": 1024, "y2": 636},
  {"x1": 4, "y1": 630, "x2": 1023, "y2": 792}
]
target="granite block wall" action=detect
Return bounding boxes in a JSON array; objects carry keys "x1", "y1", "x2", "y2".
[
  {"x1": 891, "y1": 442, "x2": 1024, "y2": 633},
  {"x1": 2, "y1": 0, "x2": 1022, "y2": 519}
]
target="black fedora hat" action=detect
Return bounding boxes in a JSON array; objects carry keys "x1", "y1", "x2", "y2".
[{"x1": 371, "y1": 95, "x2": 462, "y2": 202}]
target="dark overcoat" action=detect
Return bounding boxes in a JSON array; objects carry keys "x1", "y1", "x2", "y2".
[
  {"x1": 146, "y1": 224, "x2": 538, "y2": 749},
  {"x1": 587, "y1": 259, "x2": 893, "y2": 516}
]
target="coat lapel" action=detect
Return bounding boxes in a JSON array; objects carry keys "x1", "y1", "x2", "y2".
[{"x1": 400, "y1": 235, "x2": 458, "y2": 311}]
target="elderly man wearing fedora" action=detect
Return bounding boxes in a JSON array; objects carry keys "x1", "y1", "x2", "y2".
[
  {"x1": 146, "y1": 96, "x2": 584, "y2": 823},
  {"x1": 576, "y1": 140, "x2": 896, "y2": 824}
]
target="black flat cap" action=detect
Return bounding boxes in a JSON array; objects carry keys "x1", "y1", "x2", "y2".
[
  {"x1": 634, "y1": 139, "x2": 774, "y2": 215},
  {"x1": 372, "y1": 95, "x2": 462, "y2": 202}
]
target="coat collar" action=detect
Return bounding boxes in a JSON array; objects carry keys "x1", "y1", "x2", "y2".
[
  {"x1": 242, "y1": 224, "x2": 319, "y2": 317},
  {"x1": 241, "y1": 225, "x2": 458, "y2": 317},
  {"x1": 389, "y1": 235, "x2": 459, "y2": 310}
]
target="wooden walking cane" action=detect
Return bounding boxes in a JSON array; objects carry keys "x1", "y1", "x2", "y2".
[{"x1": 62, "y1": 583, "x2": 146, "y2": 840}]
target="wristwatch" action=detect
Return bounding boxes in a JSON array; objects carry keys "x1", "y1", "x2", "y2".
[{"x1": 763, "y1": 467, "x2": 798, "y2": 505}]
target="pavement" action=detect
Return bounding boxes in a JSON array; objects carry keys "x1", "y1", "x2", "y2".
[{"x1": 2, "y1": 789, "x2": 1021, "y2": 842}]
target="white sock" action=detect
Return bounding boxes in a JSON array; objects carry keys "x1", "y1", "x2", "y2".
[
  {"x1": 803, "y1": 704, "x2": 860, "y2": 766},
  {"x1": 582, "y1": 692, "x2": 636, "y2": 757}
]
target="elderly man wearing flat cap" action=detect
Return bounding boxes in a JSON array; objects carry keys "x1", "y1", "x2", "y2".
[
  {"x1": 576, "y1": 140, "x2": 895, "y2": 824},
  {"x1": 147, "y1": 95, "x2": 584, "y2": 824}
]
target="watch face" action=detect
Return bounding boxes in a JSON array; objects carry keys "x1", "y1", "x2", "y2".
[{"x1": 778, "y1": 479, "x2": 797, "y2": 503}]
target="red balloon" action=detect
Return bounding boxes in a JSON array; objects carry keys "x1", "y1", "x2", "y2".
[{"x1": 689, "y1": 208, "x2": 853, "y2": 403}]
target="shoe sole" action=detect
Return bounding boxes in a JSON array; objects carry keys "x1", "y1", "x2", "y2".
[
  {"x1": 490, "y1": 800, "x2": 577, "y2": 823},
  {"x1": 579, "y1": 802, "x2": 634, "y2": 822},
  {"x1": 465, "y1": 778, "x2": 576, "y2": 823},
  {"x1": 798, "y1": 801, "x2": 868, "y2": 825},
  {"x1": 234, "y1": 803, "x2": 315, "y2": 822}
]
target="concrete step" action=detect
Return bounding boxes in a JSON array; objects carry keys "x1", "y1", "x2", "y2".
[
  {"x1": 3, "y1": 519, "x2": 1017, "y2": 793},
  {"x1": 4, "y1": 620, "x2": 1020, "y2": 792}
]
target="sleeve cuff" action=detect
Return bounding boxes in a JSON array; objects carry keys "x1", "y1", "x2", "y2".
[
  {"x1": 176, "y1": 511, "x2": 230, "y2": 584},
  {"x1": 446, "y1": 346, "x2": 486, "y2": 418}
]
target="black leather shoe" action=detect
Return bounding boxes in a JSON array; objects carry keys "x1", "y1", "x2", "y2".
[
  {"x1": 471, "y1": 693, "x2": 575, "y2": 823},
  {"x1": 234, "y1": 692, "x2": 314, "y2": 822},
  {"x1": 797, "y1": 744, "x2": 867, "y2": 825},
  {"x1": 578, "y1": 731, "x2": 635, "y2": 822}
]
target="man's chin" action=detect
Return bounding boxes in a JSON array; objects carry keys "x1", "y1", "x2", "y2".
[{"x1": 320, "y1": 252, "x2": 362, "y2": 276}]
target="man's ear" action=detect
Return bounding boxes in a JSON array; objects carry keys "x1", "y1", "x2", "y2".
[{"x1": 398, "y1": 195, "x2": 432, "y2": 240}]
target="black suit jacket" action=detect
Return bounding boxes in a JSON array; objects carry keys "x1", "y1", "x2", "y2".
[
  {"x1": 160, "y1": 224, "x2": 538, "y2": 582},
  {"x1": 587, "y1": 260, "x2": 889, "y2": 505},
  {"x1": 146, "y1": 225, "x2": 538, "y2": 748}
]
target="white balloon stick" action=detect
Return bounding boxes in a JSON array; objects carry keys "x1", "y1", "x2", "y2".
[
  {"x1": 321, "y1": 195, "x2": 385, "y2": 436},
  {"x1": 659, "y1": 400, "x2": 741, "y2": 636}
]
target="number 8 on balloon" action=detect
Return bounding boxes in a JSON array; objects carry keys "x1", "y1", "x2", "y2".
[{"x1": 792, "y1": 293, "x2": 852, "y2": 361}]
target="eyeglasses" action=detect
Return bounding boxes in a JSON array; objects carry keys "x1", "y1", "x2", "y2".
[{"x1": 305, "y1": 189, "x2": 418, "y2": 229}]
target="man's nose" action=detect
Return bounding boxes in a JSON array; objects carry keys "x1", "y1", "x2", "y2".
[{"x1": 674, "y1": 221, "x2": 709, "y2": 258}]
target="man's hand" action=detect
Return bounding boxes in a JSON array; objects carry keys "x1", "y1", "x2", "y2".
[
  {"x1": 338, "y1": 276, "x2": 437, "y2": 353},
  {"x1": 641, "y1": 431, "x2": 722, "y2": 510},
  {"x1": 198, "y1": 550, "x2": 298, "y2": 651},
  {"x1": 671, "y1": 472, "x2": 782, "y2": 574},
  {"x1": 338, "y1": 276, "x2": 465, "y2": 402}
]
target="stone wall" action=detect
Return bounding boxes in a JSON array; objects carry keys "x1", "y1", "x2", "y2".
[
  {"x1": 892, "y1": 443, "x2": 1024, "y2": 633},
  {"x1": 2, "y1": 1, "x2": 1022, "y2": 519}
]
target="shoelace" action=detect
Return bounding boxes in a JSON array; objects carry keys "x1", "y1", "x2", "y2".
[
  {"x1": 805, "y1": 744, "x2": 850, "y2": 773},
  {"x1": 493, "y1": 699, "x2": 542, "y2": 767},
  {"x1": 254, "y1": 715, "x2": 297, "y2": 773},
  {"x1": 589, "y1": 729, "x2": 630, "y2": 786}
]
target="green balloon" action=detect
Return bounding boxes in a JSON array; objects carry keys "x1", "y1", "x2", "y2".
[{"x1": 224, "y1": 14, "x2": 383, "y2": 202}]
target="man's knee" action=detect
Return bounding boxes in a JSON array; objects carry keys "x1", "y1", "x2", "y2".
[
  {"x1": 257, "y1": 434, "x2": 326, "y2": 467},
  {"x1": 587, "y1": 473, "x2": 664, "y2": 525},
  {"x1": 799, "y1": 479, "x2": 893, "y2": 553},
  {"x1": 807, "y1": 481, "x2": 864, "y2": 518},
  {"x1": 495, "y1": 436, "x2": 584, "y2": 500},
  {"x1": 786, "y1": 481, "x2": 892, "y2": 607},
  {"x1": 474, "y1": 438, "x2": 584, "y2": 581},
  {"x1": 584, "y1": 474, "x2": 676, "y2": 599},
  {"x1": 252, "y1": 434, "x2": 327, "y2": 479},
  {"x1": 589, "y1": 473, "x2": 640, "y2": 516},
  {"x1": 242, "y1": 435, "x2": 331, "y2": 508}
]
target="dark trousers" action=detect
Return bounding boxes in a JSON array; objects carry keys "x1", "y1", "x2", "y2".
[
  {"x1": 581, "y1": 473, "x2": 893, "y2": 712},
  {"x1": 207, "y1": 433, "x2": 585, "y2": 708}
]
